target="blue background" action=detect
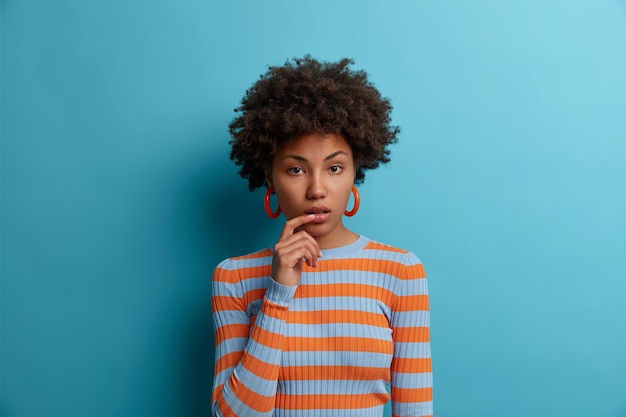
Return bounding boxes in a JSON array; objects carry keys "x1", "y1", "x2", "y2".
[{"x1": 2, "y1": 1, "x2": 626, "y2": 416}]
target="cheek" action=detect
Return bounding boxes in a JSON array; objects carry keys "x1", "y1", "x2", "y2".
[
  {"x1": 342, "y1": 188, "x2": 353, "y2": 206},
  {"x1": 274, "y1": 185, "x2": 299, "y2": 209}
]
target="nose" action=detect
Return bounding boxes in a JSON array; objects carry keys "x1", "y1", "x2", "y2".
[{"x1": 306, "y1": 172, "x2": 327, "y2": 200}]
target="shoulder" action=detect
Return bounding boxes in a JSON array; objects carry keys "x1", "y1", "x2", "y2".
[
  {"x1": 362, "y1": 238, "x2": 423, "y2": 265},
  {"x1": 359, "y1": 237, "x2": 426, "y2": 279},
  {"x1": 215, "y1": 248, "x2": 272, "y2": 268},
  {"x1": 212, "y1": 248, "x2": 273, "y2": 282}
]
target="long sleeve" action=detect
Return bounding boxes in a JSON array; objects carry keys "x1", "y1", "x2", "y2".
[
  {"x1": 390, "y1": 253, "x2": 433, "y2": 417},
  {"x1": 211, "y1": 257, "x2": 296, "y2": 417}
]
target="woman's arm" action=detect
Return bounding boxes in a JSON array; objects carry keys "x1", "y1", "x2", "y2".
[
  {"x1": 211, "y1": 262, "x2": 296, "y2": 416},
  {"x1": 211, "y1": 214, "x2": 319, "y2": 416},
  {"x1": 390, "y1": 253, "x2": 433, "y2": 417}
]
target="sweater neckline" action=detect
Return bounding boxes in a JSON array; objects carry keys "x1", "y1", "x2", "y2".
[{"x1": 318, "y1": 235, "x2": 369, "y2": 259}]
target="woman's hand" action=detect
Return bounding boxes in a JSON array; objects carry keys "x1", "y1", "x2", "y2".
[{"x1": 271, "y1": 214, "x2": 322, "y2": 287}]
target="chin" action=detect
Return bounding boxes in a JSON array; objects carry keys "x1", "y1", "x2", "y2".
[{"x1": 301, "y1": 222, "x2": 336, "y2": 237}]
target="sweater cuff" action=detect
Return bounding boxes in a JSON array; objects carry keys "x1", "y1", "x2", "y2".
[{"x1": 265, "y1": 278, "x2": 297, "y2": 307}]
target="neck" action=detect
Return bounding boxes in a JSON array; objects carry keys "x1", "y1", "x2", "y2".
[{"x1": 315, "y1": 226, "x2": 360, "y2": 250}]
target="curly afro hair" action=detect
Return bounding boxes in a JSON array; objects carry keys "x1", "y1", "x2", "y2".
[{"x1": 229, "y1": 55, "x2": 400, "y2": 191}]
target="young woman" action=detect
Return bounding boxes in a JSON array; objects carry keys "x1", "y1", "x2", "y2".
[{"x1": 211, "y1": 56, "x2": 432, "y2": 417}]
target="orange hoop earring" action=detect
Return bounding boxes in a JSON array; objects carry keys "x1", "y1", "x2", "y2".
[
  {"x1": 344, "y1": 186, "x2": 360, "y2": 217},
  {"x1": 264, "y1": 187, "x2": 281, "y2": 218}
]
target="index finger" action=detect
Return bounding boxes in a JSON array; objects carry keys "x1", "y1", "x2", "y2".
[{"x1": 279, "y1": 213, "x2": 316, "y2": 240}]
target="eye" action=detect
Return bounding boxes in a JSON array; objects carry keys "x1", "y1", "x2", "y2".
[
  {"x1": 329, "y1": 165, "x2": 344, "y2": 174},
  {"x1": 287, "y1": 167, "x2": 304, "y2": 175}
]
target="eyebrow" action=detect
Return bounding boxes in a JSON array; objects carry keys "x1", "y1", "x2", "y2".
[{"x1": 283, "y1": 150, "x2": 349, "y2": 163}]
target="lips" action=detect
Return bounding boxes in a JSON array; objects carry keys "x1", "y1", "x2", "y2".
[
  {"x1": 305, "y1": 206, "x2": 331, "y2": 214},
  {"x1": 305, "y1": 206, "x2": 331, "y2": 223}
]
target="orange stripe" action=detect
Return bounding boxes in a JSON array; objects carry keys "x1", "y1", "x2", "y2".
[
  {"x1": 391, "y1": 357, "x2": 432, "y2": 373},
  {"x1": 305, "y1": 258, "x2": 405, "y2": 275},
  {"x1": 392, "y1": 387, "x2": 433, "y2": 402},
  {"x1": 251, "y1": 325, "x2": 285, "y2": 350},
  {"x1": 393, "y1": 326, "x2": 430, "y2": 343},
  {"x1": 215, "y1": 351, "x2": 243, "y2": 375},
  {"x1": 230, "y1": 375, "x2": 275, "y2": 412},
  {"x1": 277, "y1": 392, "x2": 388, "y2": 410},
  {"x1": 364, "y1": 241, "x2": 409, "y2": 253},
  {"x1": 231, "y1": 249, "x2": 272, "y2": 260},
  {"x1": 243, "y1": 288, "x2": 267, "y2": 305},
  {"x1": 279, "y1": 365, "x2": 389, "y2": 381},
  {"x1": 215, "y1": 323, "x2": 249, "y2": 343},
  {"x1": 213, "y1": 265, "x2": 270, "y2": 283},
  {"x1": 215, "y1": 294, "x2": 286, "y2": 319},
  {"x1": 214, "y1": 352, "x2": 278, "y2": 383},
  {"x1": 215, "y1": 386, "x2": 240, "y2": 416},
  {"x1": 394, "y1": 294, "x2": 429, "y2": 311},
  {"x1": 303, "y1": 258, "x2": 425, "y2": 280},
  {"x1": 212, "y1": 295, "x2": 244, "y2": 312},
  {"x1": 402, "y1": 263, "x2": 426, "y2": 279},
  {"x1": 260, "y1": 297, "x2": 290, "y2": 317},
  {"x1": 212, "y1": 382, "x2": 225, "y2": 403},
  {"x1": 296, "y1": 283, "x2": 394, "y2": 301},
  {"x1": 216, "y1": 258, "x2": 424, "y2": 283},
  {"x1": 284, "y1": 336, "x2": 393, "y2": 353},
  {"x1": 241, "y1": 353, "x2": 279, "y2": 380},
  {"x1": 287, "y1": 309, "x2": 389, "y2": 327}
]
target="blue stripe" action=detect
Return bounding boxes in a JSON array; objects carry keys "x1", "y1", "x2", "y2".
[
  {"x1": 254, "y1": 312, "x2": 287, "y2": 333},
  {"x1": 215, "y1": 336, "x2": 247, "y2": 357},
  {"x1": 281, "y1": 350, "x2": 392, "y2": 367},
  {"x1": 301, "y1": 270, "x2": 404, "y2": 287},
  {"x1": 213, "y1": 311, "x2": 250, "y2": 326},
  {"x1": 213, "y1": 366, "x2": 234, "y2": 389},
  {"x1": 233, "y1": 365, "x2": 278, "y2": 397},
  {"x1": 391, "y1": 342, "x2": 431, "y2": 358},
  {"x1": 393, "y1": 400, "x2": 433, "y2": 417},
  {"x1": 275, "y1": 405, "x2": 386, "y2": 417},
  {"x1": 278, "y1": 378, "x2": 389, "y2": 396},
  {"x1": 214, "y1": 276, "x2": 268, "y2": 293},
  {"x1": 222, "y1": 254, "x2": 272, "y2": 270},
  {"x1": 391, "y1": 372, "x2": 433, "y2": 389},
  {"x1": 289, "y1": 296, "x2": 391, "y2": 312},
  {"x1": 391, "y1": 310, "x2": 430, "y2": 326},
  {"x1": 285, "y1": 322, "x2": 392, "y2": 338},
  {"x1": 221, "y1": 379, "x2": 271, "y2": 417}
]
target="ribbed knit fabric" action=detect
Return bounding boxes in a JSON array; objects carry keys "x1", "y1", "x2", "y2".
[{"x1": 211, "y1": 236, "x2": 432, "y2": 417}]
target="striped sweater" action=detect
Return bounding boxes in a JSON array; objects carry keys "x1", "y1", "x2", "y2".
[{"x1": 211, "y1": 236, "x2": 433, "y2": 417}]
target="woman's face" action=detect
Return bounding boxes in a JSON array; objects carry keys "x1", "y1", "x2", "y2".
[{"x1": 267, "y1": 132, "x2": 356, "y2": 248}]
